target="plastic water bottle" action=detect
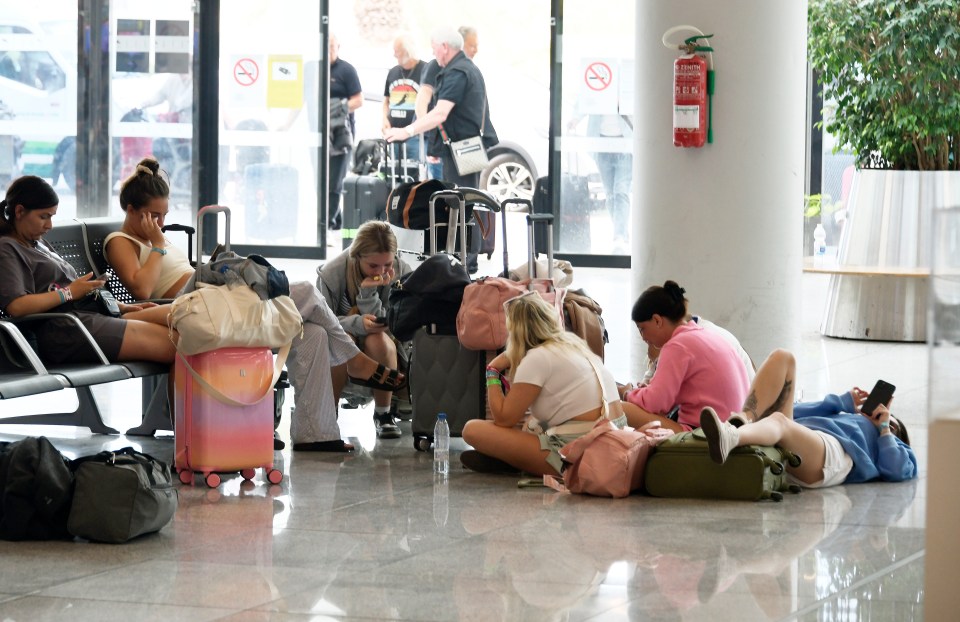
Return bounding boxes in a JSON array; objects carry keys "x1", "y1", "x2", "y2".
[
  {"x1": 433, "y1": 413, "x2": 450, "y2": 474},
  {"x1": 813, "y1": 223, "x2": 827, "y2": 266},
  {"x1": 433, "y1": 471, "x2": 449, "y2": 527}
]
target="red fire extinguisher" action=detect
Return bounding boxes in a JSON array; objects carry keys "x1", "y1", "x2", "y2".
[{"x1": 665, "y1": 30, "x2": 715, "y2": 148}]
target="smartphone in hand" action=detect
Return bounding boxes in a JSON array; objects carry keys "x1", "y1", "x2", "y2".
[
  {"x1": 862, "y1": 379, "x2": 896, "y2": 416},
  {"x1": 374, "y1": 316, "x2": 388, "y2": 325}
]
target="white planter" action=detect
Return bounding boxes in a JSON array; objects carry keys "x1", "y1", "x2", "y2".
[{"x1": 820, "y1": 170, "x2": 960, "y2": 341}]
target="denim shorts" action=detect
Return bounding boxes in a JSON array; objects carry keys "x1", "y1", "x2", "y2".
[{"x1": 537, "y1": 414, "x2": 628, "y2": 474}]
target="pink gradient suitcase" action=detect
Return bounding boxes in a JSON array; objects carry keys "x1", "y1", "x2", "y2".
[{"x1": 174, "y1": 347, "x2": 283, "y2": 488}]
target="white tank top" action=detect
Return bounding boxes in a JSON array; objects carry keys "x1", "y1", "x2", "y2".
[{"x1": 103, "y1": 231, "x2": 193, "y2": 298}]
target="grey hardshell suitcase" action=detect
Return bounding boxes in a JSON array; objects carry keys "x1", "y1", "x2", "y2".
[
  {"x1": 644, "y1": 429, "x2": 803, "y2": 502},
  {"x1": 410, "y1": 189, "x2": 490, "y2": 451}
]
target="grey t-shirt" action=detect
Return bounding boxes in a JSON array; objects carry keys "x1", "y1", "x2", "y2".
[{"x1": 0, "y1": 236, "x2": 77, "y2": 310}]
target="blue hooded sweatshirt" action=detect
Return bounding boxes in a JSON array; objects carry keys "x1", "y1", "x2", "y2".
[{"x1": 793, "y1": 392, "x2": 917, "y2": 484}]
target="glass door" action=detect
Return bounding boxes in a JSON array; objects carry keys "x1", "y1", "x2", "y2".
[
  {"x1": 218, "y1": 0, "x2": 324, "y2": 253},
  {"x1": 554, "y1": 0, "x2": 635, "y2": 264}
]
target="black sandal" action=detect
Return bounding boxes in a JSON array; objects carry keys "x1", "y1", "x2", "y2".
[{"x1": 349, "y1": 363, "x2": 407, "y2": 392}]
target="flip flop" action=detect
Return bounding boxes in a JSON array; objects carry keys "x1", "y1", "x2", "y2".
[{"x1": 349, "y1": 363, "x2": 407, "y2": 392}]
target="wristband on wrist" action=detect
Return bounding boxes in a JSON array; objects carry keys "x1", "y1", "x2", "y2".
[
  {"x1": 406, "y1": 124, "x2": 415, "y2": 137},
  {"x1": 879, "y1": 421, "x2": 890, "y2": 429},
  {"x1": 151, "y1": 246, "x2": 167, "y2": 256},
  {"x1": 62, "y1": 287, "x2": 73, "y2": 301},
  {"x1": 486, "y1": 378, "x2": 503, "y2": 387},
  {"x1": 56, "y1": 289, "x2": 66, "y2": 304}
]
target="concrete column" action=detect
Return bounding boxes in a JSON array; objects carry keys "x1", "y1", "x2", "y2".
[{"x1": 633, "y1": 0, "x2": 807, "y2": 361}]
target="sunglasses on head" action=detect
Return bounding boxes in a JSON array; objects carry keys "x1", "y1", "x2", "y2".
[{"x1": 502, "y1": 290, "x2": 539, "y2": 312}]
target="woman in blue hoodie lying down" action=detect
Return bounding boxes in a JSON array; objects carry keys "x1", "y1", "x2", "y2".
[{"x1": 699, "y1": 349, "x2": 917, "y2": 488}]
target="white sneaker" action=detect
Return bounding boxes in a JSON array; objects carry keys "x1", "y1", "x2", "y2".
[{"x1": 700, "y1": 407, "x2": 740, "y2": 464}]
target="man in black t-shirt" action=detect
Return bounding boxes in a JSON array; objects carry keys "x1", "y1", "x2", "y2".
[
  {"x1": 382, "y1": 35, "x2": 426, "y2": 170},
  {"x1": 328, "y1": 34, "x2": 362, "y2": 230},
  {"x1": 384, "y1": 26, "x2": 497, "y2": 189}
]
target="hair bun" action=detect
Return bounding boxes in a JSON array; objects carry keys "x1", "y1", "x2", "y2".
[
  {"x1": 664, "y1": 281, "x2": 686, "y2": 303},
  {"x1": 136, "y1": 164, "x2": 154, "y2": 175}
]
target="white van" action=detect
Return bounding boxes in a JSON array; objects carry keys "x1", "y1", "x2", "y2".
[{"x1": 0, "y1": 12, "x2": 77, "y2": 190}]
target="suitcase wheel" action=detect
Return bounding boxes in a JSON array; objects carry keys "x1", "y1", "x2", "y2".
[
  {"x1": 267, "y1": 468, "x2": 283, "y2": 485},
  {"x1": 204, "y1": 472, "x2": 222, "y2": 488},
  {"x1": 769, "y1": 491, "x2": 784, "y2": 502},
  {"x1": 240, "y1": 468, "x2": 257, "y2": 481},
  {"x1": 178, "y1": 469, "x2": 193, "y2": 485},
  {"x1": 414, "y1": 435, "x2": 432, "y2": 452}
]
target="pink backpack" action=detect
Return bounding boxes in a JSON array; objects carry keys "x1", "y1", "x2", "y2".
[
  {"x1": 542, "y1": 353, "x2": 674, "y2": 498},
  {"x1": 456, "y1": 277, "x2": 564, "y2": 351},
  {"x1": 544, "y1": 420, "x2": 673, "y2": 498}
]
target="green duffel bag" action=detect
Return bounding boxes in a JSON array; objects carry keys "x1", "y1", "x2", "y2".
[
  {"x1": 644, "y1": 429, "x2": 802, "y2": 502},
  {"x1": 68, "y1": 447, "x2": 178, "y2": 543}
]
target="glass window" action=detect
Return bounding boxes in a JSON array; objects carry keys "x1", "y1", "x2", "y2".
[
  {"x1": 110, "y1": 1, "x2": 194, "y2": 224},
  {"x1": 218, "y1": 0, "x2": 321, "y2": 247},
  {"x1": 558, "y1": 0, "x2": 635, "y2": 256},
  {"x1": 0, "y1": 5, "x2": 77, "y2": 214}
]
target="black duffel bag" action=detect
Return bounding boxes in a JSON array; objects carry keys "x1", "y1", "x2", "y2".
[
  {"x1": 386, "y1": 179, "x2": 458, "y2": 230},
  {"x1": 387, "y1": 253, "x2": 471, "y2": 342}
]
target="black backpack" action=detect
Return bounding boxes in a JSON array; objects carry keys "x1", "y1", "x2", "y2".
[
  {"x1": 386, "y1": 179, "x2": 459, "y2": 229},
  {"x1": 0, "y1": 437, "x2": 75, "y2": 541},
  {"x1": 387, "y1": 253, "x2": 472, "y2": 342}
]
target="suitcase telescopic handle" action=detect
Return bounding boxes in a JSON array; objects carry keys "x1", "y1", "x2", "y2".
[
  {"x1": 196, "y1": 205, "x2": 231, "y2": 271},
  {"x1": 526, "y1": 213, "x2": 554, "y2": 277},
  {"x1": 502, "y1": 198, "x2": 531, "y2": 213},
  {"x1": 428, "y1": 189, "x2": 466, "y2": 259}
]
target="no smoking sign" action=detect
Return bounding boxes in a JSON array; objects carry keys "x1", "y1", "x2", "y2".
[{"x1": 584, "y1": 62, "x2": 612, "y2": 91}]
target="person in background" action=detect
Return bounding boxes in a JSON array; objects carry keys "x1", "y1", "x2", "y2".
[
  {"x1": 382, "y1": 34, "x2": 426, "y2": 175},
  {"x1": 460, "y1": 292, "x2": 626, "y2": 476},
  {"x1": 0, "y1": 175, "x2": 175, "y2": 365},
  {"x1": 317, "y1": 221, "x2": 412, "y2": 440},
  {"x1": 410, "y1": 26, "x2": 488, "y2": 185},
  {"x1": 619, "y1": 281, "x2": 750, "y2": 433},
  {"x1": 700, "y1": 349, "x2": 917, "y2": 488},
  {"x1": 104, "y1": 159, "x2": 404, "y2": 453},
  {"x1": 459, "y1": 26, "x2": 479, "y2": 60},
  {"x1": 328, "y1": 34, "x2": 362, "y2": 231}
]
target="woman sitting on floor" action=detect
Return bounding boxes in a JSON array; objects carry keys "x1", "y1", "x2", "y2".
[
  {"x1": 618, "y1": 281, "x2": 750, "y2": 433},
  {"x1": 460, "y1": 291, "x2": 627, "y2": 476},
  {"x1": 700, "y1": 349, "x2": 917, "y2": 487},
  {"x1": 103, "y1": 158, "x2": 404, "y2": 452}
]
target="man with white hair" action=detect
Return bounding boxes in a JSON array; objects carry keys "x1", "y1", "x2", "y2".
[
  {"x1": 382, "y1": 34, "x2": 427, "y2": 176},
  {"x1": 385, "y1": 26, "x2": 497, "y2": 189}
]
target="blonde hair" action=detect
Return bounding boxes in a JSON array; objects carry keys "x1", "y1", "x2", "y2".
[
  {"x1": 504, "y1": 293, "x2": 593, "y2": 376},
  {"x1": 345, "y1": 221, "x2": 398, "y2": 303}
]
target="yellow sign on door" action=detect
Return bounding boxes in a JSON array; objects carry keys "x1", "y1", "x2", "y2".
[{"x1": 266, "y1": 55, "x2": 303, "y2": 109}]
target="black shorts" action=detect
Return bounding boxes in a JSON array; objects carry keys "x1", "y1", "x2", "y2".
[{"x1": 36, "y1": 311, "x2": 127, "y2": 363}]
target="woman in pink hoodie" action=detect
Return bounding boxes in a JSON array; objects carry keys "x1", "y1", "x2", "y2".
[{"x1": 619, "y1": 281, "x2": 749, "y2": 433}]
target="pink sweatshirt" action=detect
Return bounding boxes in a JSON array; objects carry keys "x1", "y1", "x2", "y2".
[{"x1": 624, "y1": 322, "x2": 749, "y2": 430}]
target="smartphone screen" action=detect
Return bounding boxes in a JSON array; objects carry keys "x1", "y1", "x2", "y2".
[
  {"x1": 862, "y1": 379, "x2": 896, "y2": 415},
  {"x1": 374, "y1": 316, "x2": 388, "y2": 325}
]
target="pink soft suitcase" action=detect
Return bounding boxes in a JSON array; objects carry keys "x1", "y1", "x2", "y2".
[{"x1": 174, "y1": 347, "x2": 283, "y2": 488}]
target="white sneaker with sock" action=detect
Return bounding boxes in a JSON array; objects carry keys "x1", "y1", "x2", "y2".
[{"x1": 700, "y1": 407, "x2": 740, "y2": 464}]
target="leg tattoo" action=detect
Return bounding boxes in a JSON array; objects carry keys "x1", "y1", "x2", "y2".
[
  {"x1": 761, "y1": 380, "x2": 793, "y2": 419},
  {"x1": 742, "y1": 392, "x2": 760, "y2": 422}
]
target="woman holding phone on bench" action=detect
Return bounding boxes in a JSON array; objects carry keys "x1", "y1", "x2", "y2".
[
  {"x1": 0, "y1": 175, "x2": 175, "y2": 365},
  {"x1": 104, "y1": 158, "x2": 405, "y2": 452},
  {"x1": 700, "y1": 349, "x2": 916, "y2": 488}
]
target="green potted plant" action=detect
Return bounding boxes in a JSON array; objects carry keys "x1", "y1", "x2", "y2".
[
  {"x1": 808, "y1": 0, "x2": 959, "y2": 171},
  {"x1": 807, "y1": 0, "x2": 960, "y2": 341}
]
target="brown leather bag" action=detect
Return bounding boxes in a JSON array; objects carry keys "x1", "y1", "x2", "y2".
[{"x1": 563, "y1": 290, "x2": 607, "y2": 361}]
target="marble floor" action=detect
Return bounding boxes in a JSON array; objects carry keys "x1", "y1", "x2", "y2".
[{"x1": 0, "y1": 260, "x2": 928, "y2": 621}]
